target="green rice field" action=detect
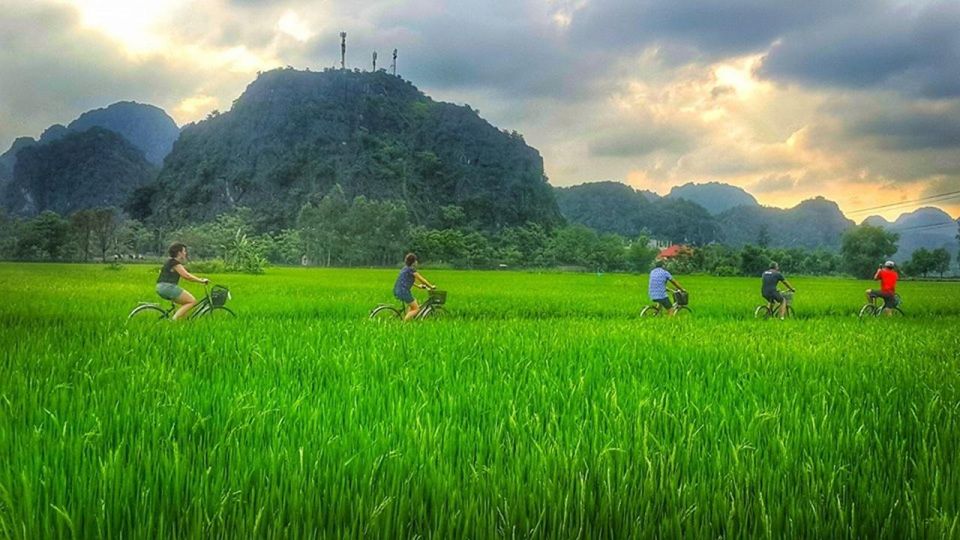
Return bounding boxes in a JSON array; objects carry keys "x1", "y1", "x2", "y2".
[{"x1": 1, "y1": 262, "x2": 959, "y2": 538}]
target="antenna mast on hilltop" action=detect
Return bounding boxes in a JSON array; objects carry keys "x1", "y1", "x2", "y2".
[
  {"x1": 391, "y1": 49, "x2": 398, "y2": 76},
  {"x1": 340, "y1": 32, "x2": 347, "y2": 69},
  {"x1": 372, "y1": 51, "x2": 377, "y2": 71}
]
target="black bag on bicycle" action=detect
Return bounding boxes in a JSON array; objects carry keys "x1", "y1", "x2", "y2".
[
  {"x1": 673, "y1": 290, "x2": 689, "y2": 306},
  {"x1": 210, "y1": 285, "x2": 231, "y2": 307}
]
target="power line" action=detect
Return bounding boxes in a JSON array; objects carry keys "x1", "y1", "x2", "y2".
[
  {"x1": 846, "y1": 190, "x2": 960, "y2": 215},
  {"x1": 846, "y1": 191, "x2": 960, "y2": 215},
  {"x1": 889, "y1": 220, "x2": 959, "y2": 233}
]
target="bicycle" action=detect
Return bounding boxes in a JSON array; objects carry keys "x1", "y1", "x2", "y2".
[
  {"x1": 755, "y1": 289, "x2": 795, "y2": 319},
  {"x1": 858, "y1": 294, "x2": 904, "y2": 318},
  {"x1": 128, "y1": 284, "x2": 234, "y2": 321},
  {"x1": 640, "y1": 288, "x2": 691, "y2": 317},
  {"x1": 369, "y1": 287, "x2": 447, "y2": 321}
]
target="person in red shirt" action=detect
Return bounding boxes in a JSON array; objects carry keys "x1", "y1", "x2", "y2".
[{"x1": 866, "y1": 260, "x2": 899, "y2": 315}]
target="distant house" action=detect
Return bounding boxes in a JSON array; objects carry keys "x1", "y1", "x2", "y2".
[
  {"x1": 647, "y1": 238, "x2": 672, "y2": 250},
  {"x1": 657, "y1": 244, "x2": 692, "y2": 260}
]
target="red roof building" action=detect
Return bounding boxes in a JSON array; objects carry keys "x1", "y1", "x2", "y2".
[{"x1": 657, "y1": 244, "x2": 691, "y2": 259}]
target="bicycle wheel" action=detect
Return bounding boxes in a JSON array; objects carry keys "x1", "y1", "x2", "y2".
[
  {"x1": 640, "y1": 305, "x2": 660, "y2": 317},
  {"x1": 189, "y1": 300, "x2": 212, "y2": 319},
  {"x1": 203, "y1": 306, "x2": 235, "y2": 319},
  {"x1": 419, "y1": 305, "x2": 446, "y2": 320},
  {"x1": 673, "y1": 306, "x2": 692, "y2": 317},
  {"x1": 754, "y1": 305, "x2": 772, "y2": 319},
  {"x1": 369, "y1": 305, "x2": 402, "y2": 321},
  {"x1": 858, "y1": 304, "x2": 878, "y2": 319},
  {"x1": 128, "y1": 303, "x2": 168, "y2": 321}
]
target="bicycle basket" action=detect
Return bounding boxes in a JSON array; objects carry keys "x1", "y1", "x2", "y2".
[
  {"x1": 428, "y1": 289, "x2": 447, "y2": 305},
  {"x1": 673, "y1": 290, "x2": 689, "y2": 306},
  {"x1": 210, "y1": 285, "x2": 230, "y2": 307},
  {"x1": 782, "y1": 290, "x2": 794, "y2": 306},
  {"x1": 893, "y1": 294, "x2": 902, "y2": 307}
]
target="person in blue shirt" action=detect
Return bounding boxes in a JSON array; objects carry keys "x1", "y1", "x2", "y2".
[
  {"x1": 394, "y1": 253, "x2": 436, "y2": 321},
  {"x1": 648, "y1": 260, "x2": 685, "y2": 315}
]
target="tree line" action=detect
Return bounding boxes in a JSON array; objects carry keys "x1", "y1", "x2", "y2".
[{"x1": 1, "y1": 187, "x2": 955, "y2": 279}]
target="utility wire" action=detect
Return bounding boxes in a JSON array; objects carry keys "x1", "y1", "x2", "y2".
[
  {"x1": 889, "y1": 220, "x2": 959, "y2": 233},
  {"x1": 846, "y1": 190, "x2": 960, "y2": 215}
]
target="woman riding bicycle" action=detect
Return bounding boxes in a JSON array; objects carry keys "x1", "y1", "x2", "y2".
[
  {"x1": 394, "y1": 253, "x2": 435, "y2": 322},
  {"x1": 156, "y1": 243, "x2": 209, "y2": 320}
]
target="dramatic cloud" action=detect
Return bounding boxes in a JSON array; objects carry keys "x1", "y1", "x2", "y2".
[
  {"x1": 759, "y1": 1, "x2": 960, "y2": 99},
  {"x1": 1, "y1": 0, "x2": 958, "y2": 218}
]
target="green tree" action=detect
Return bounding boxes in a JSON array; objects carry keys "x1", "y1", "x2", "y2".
[
  {"x1": 549, "y1": 225, "x2": 599, "y2": 267},
  {"x1": 115, "y1": 218, "x2": 154, "y2": 257},
  {"x1": 905, "y1": 248, "x2": 934, "y2": 277},
  {"x1": 271, "y1": 229, "x2": 304, "y2": 265},
  {"x1": 69, "y1": 209, "x2": 97, "y2": 261},
  {"x1": 298, "y1": 185, "x2": 349, "y2": 266},
  {"x1": 0, "y1": 210, "x2": 21, "y2": 259},
  {"x1": 495, "y1": 223, "x2": 550, "y2": 267},
  {"x1": 409, "y1": 227, "x2": 467, "y2": 265},
  {"x1": 739, "y1": 244, "x2": 769, "y2": 276},
  {"x1": 591, "y1": 234, "x2": 627, "y2": 272},
  {"x1": 439, "y1": 205, "x2": 467, "y2": 229},
  {"x1": 17, "y1": 211, "x2": 70, "y2": 260},
  {"x1": 841, "y1": 225, "x2": 899, "y2": 279},
  {"x1": 626, "y1": 236, "x2": 658, "y2": 272},
  {"x1": 931, "y1": 248, "x2": 951, "y2": 278},
  {"x1": 221, "y1": 229, "x2": 267, "y2": 273},
  {"x1": 799, "y1": 250, "x2": 841, "y2": 275},
  {"x1": 756, "y1": 225, "x2": 771, "y2": 248},
  {"x1": 90, "y1": 207, "x2": 120, "y2": 261},
  {"x1": 697, "y1": 244, "x2": 740, "y2": 276}
]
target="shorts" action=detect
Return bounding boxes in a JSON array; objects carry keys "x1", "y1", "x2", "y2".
[
  {"x1": 156, "y1": 282, "x2": 184, "y2": 301},
  {"x1": 394, "y1": 289, "x2": 415, "y2": 304},
  {"x1": 763, "y1": 291, "x2": 784, "y2": 304},
  {"x1": 653, "y1": 297, "x2": 673, "y2": 309},
  {"x1": 869, "y1": 290, "x2": 896, "y2": 308}
]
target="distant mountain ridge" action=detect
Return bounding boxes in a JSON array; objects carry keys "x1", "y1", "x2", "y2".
[
  {"x1": 0, "y1": 102, "x2": 178, "y2": 212},
  {"x1": 67, "y1": 102, "x2": 179, "y2": 165},
  {"x1": 143, "y1": 68, "x2": 561, "y2": 231},
  {"x1": 3, "y1": 128, "x2": 157, "y2": 217},
  {"x1": 863, "y1": 207, "x2": 957, "y2": 261},
  {"x1": 717, "y1": 197, "x2": 854, "y2": 250},
  {"x1": 556, "y1": 180, "x2": 956, "y2": 255},
  {"x1": 666, "y1": 182, "x2": 759, "y2": 214}
]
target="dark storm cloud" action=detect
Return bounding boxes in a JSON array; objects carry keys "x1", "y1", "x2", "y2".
[
  {"x1": 567, "y1": 0, "x2": 868, "y2": 61},
  {"x1": 302, "y1": 1, "x2": 612, "y2": 101},
  {"x1": 759, "y1": 1, "x2": 960, "y2": 98},
  {"x1": 851, "y1": 112, "x2": 960, "y2": 151}
]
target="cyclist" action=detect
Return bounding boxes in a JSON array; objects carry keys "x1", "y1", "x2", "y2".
[
  {"x1": 761, "y1": 262, "x2": 795, "y2": 320},
  {"x1": 648, "y1": 260, "x2": 685, "y2": 316},
  {"x1": 394, "y1": 253, "x2": 436, "y2": 322},
  {"x1": 866, "y1": 260, "x2": 899, "y2": 316},
  {"x1": 156, "y1": 243, "x2": 209, "y2": 320}
]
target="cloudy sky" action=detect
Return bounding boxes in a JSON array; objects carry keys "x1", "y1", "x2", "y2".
[{"x1": 2, "y1": 0, "x2": 959, "y2": 219}]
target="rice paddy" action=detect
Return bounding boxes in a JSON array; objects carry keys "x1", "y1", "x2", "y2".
[{"x1": 1, "y1": 263, "x2": 958, "y2": 538}]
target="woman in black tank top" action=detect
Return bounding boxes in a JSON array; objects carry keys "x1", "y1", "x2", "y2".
[{"x1": 155, "y1": 243, "x2": 209, "y2": 320}]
